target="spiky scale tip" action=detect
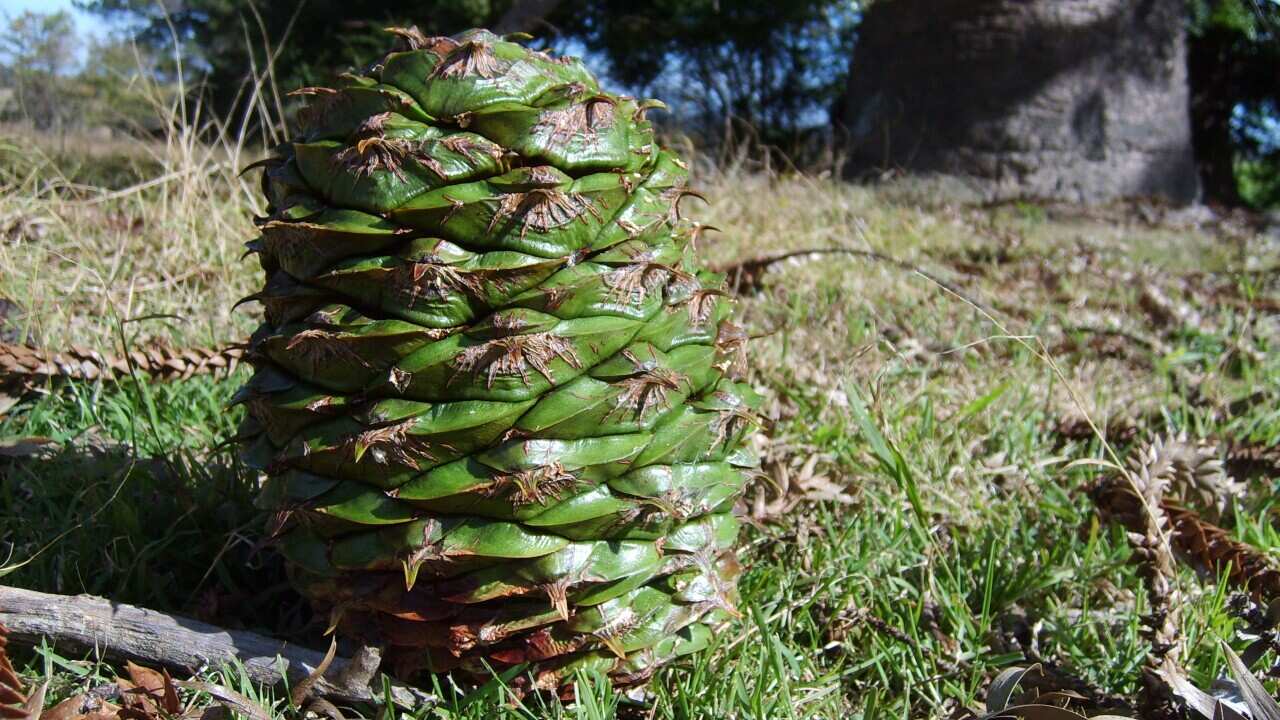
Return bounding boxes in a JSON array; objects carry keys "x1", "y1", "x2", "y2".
[{"x1": 241, "y1": 27, "x2": 757, "y2": 692}]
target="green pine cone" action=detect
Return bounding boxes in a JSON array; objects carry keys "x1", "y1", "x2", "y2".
[{"x1": 240, "y1": 27, "x2": 757, "y2": 691}]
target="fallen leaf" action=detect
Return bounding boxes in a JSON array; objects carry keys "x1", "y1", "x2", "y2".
[{"x1": 40, "y1": 694, "x2": 121, "y2": 720}]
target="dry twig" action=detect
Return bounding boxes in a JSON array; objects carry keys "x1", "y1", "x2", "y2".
[{"x1": 0, "y1": 586, "x2": 433, "y2": 710}]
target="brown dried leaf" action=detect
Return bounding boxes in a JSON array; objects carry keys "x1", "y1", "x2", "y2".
[
  {"x1": 123, "y1": 663, "x2": 179, "y2": 715},
  {"x1": 1222, "y1": 642, "x2": 1280, "y2": 720},
  {"x1": 987, "y1": 666, "x2": 1041, "y2": 713},
  {"x1": 39, "y1": 694, "x2": 121, "y2": 720},
  {"x1": 13, "y1": 684, "x2": 44, "y2": 720},
  {"x1": 0, "y1": 623, "x2": 37, "y2": 720},
  {"x1": 115, "y1": 677, "x2": 154, "y2": 719},
  {"x1": 750, "y1": 445, "x2": 852, "y2": 522}
]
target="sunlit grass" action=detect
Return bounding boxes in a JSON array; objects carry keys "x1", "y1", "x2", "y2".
[{"x1": 1, "y1": 122, "x2": 1278, "y2": 718}]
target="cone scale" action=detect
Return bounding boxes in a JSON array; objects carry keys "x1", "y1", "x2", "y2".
[{"x1": 240, "y1": 28, "x2": 757, "y2": 691}]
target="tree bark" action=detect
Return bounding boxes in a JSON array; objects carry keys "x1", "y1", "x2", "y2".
[
  {"x1": 840, "y1": 0, "x2": 1200, "y2": 205},
  {"x1": 0, "y1": 586, "x2": 434, "y2": 710}
]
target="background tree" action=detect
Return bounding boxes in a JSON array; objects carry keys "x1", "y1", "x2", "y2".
[
  {"x1": 1187, "y1": 0, "x2": 1280, "y2": 207},
  {"x1": 67, "y1": 0, "x2": 1280, "y2": 207},
  {"x1": 837, "y1": 0, "x2": 1201, "y2": 204},
  {"x1": 78, "y1": 0, "x2": 514, "y2": 134},
  {"x1": 76, "y1": 34, "x2": 176, "y2": 134},
  {"x1": 77, "y1": 0, "x2": 858, "y2": 153},
  {"x1": 0, "y1": 11, "x2": 78, "y2": 134},
  {"x1": 556, "y1": 0, "x2": 858, "y2": 147}
]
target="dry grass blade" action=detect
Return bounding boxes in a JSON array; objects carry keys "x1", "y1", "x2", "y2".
[
  {"x1": 289, "y1": 637, "x2": 337, "y2": 710},
  {"x1": 1222, "y1": 642, "x2": 1280, "y2": 720},
  {"x1": 712, "y1": 246, "x2": 999, "y2": 315}
]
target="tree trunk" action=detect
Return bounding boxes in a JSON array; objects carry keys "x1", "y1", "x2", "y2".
[
  {"x1": 1187, "y1": 27, "x2": 1243, "y2": 206},
  {"x1": 839, "y1": 0, "x2": 1200, "y2": 205}
]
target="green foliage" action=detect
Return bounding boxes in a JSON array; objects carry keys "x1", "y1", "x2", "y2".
[
  {"x1": 76, "y1": 0, "x2": 859, "y2": 147},
  {"x1": 77, "y1": 0, "x2": 514, "y2": 130},
  {"x1": 558, "y1": 0, "x2": 859, "y2": 137},
  {"x1": 0, "y1": 373, "x2": 298, "y2": 635},
  {"x1": 1238, "y1": 155, "x2": 1280, "y2": 208}
]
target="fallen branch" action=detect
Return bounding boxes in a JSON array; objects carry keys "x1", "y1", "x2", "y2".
[{"x1": 0, "y1": 586, "x2": 434, "y2": 710}]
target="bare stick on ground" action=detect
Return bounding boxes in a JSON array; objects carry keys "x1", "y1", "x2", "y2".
[{"x1": 0, "y1": 586, "x2": 434, "y2": 710}]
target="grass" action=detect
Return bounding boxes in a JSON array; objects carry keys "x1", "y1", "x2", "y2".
[{"x1": 1, "y1": 121, "x2": 1278, "y2": 719}]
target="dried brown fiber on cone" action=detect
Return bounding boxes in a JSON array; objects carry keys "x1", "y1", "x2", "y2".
[{"x1": 239, "y1": 28, "x2": 757, "y2": 692}]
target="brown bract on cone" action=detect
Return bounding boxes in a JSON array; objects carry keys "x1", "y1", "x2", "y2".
[{"x1": 238, "y1": 28, "x2": 759, "y2": 691}]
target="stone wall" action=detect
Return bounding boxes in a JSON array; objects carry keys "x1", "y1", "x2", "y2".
[{"x1": 839, "y1": 0, "x2": 1200, "y2": 204}]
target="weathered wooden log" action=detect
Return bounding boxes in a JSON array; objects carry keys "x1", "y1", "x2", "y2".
[{"x1": 0, "y1": 586, "x2": 434, "y2": 710}]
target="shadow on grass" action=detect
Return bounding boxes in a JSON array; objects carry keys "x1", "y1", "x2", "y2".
[{"x1": 0, "y1": 438, "x2": 312, "y2": 643}]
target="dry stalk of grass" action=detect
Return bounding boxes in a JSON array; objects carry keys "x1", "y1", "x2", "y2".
[{"x1": 0, "y1": 15, "x2": 288, "y2": 352}]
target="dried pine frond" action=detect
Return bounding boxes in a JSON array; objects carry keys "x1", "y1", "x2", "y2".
[
  {"x1": 0, "y1": 342, "x2": 243, "y2": 386},
  {"x1": 1089, "y1": 434, "x2": 1199, "y2": 719},
  {"x1": 1162, "y1": 437, "x2": 1239, "y2": 523},
  {"x1": 1164, "y1": 504, "x2": 1280, "y2": 603}
]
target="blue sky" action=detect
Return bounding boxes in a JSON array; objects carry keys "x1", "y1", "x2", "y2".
[{"x1": 1, "y1": 0, "x2": 106, "y2": 38}]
